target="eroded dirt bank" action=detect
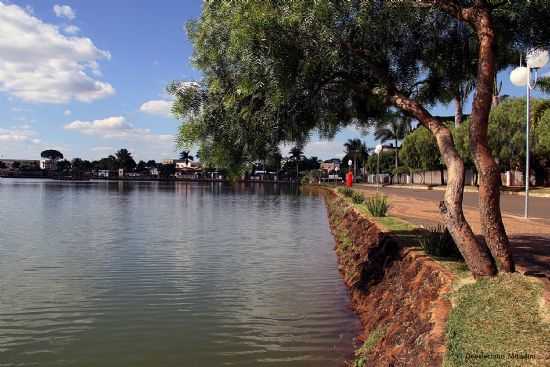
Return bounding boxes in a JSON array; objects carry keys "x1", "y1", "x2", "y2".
[{"x1": 324, "y1": 191, "x2": 455, "y2": 366}]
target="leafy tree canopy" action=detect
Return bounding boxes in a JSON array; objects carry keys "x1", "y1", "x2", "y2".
[
  {"x1": 40, "y1": 149, "x2": 63, "y2": 161},
  {"x1": 170, "y1": 0, "x2": 550, "y2": 174}
]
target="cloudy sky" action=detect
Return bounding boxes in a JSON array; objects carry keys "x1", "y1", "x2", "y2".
[{"x1": 0, "y1": 1, "x2": 548, "y2": 162}]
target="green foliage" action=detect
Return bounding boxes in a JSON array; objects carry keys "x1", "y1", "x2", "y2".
[
  {"x1": 444, "y1": 274, "x2": 549, "y2": 367},
  {"x1": 486, "y1": 98, "x2": 550, "y2": 175},
  {"x1": 115, "y1": 149, "x2": 136, "y2": 171},
  {"x1": 419, "y1": 225, "x2": 463, "y2": 260},
  {"x1": 338, "y1": 187, "x2": 354, "y2": 197},
  {"x1": 40, "y1": 149, "x2": 63, "y2": 161},
  {"x1": 366, "y1": 151, "x2": 394, "y2": 174},
  {"x1": 534, "y1": 107, "x2": 550, "y2": 160},
  {"x1": 170, "y1": 0, "x2": 550, "y2": 176},
  {"x1": 365, "y1": 195, "x2": 389, "y2": 217},
  {"x1": 392, "y1": 165, "x2": 410, "y2": 176},
  {"x1": 488, "y1": 99, "x2": 526, "y2": 171},
  {"x1": 351, "y1": 191, "x2": 365, "y2": 204},
  {"x1": 399, "y1": 127, "x2": 442, "y2": 172},
  {"x1": 538, "y1": 76, "x2": 550, "y2": 95},
  {"x1": 352, "y1": 327, "x2": 386, "y2": 367},
  {"x1": 343, "y1": 139, "x2": 369, "y2": 174},
  {"x1": 451, "y1": 120, "x2": 474, "y2": 167},
  {"x1": 300, "y1": 170, "x2": 322, "y2": 184}
]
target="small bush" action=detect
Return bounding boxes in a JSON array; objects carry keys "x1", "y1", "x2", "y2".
[
  {"x1": 419, "y1": 224, "x2": 463, "y2": 260},
  {"x1": 365, "y1": 194, "x2": 389, "y2": 217},
  {"x1": 351, "y1": 191, "x2": 365, "y2": 204},
  {"x1": 338, "y1": 187, "x2": 354, "y2": 197}
]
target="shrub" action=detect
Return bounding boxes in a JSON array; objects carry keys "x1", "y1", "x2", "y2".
[
  {"x1": 337, "y1": 187, "x2": 354, "y2": 197},
  {"x1": 419, "y1": 224, "x2": 463, "y2": 260},
  {"x1": 365, "y1": 194, "x2": 389, "y2": 217},
  {"x1": 351, "y1": 191, "x2": 365, "y2": 204}
]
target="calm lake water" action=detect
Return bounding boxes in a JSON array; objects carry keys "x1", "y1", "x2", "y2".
[{"x1": 0, "y1": 179, "x2": 359, "y2": 367}]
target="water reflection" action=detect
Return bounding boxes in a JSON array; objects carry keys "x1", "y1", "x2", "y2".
[{"x1": 0, "y1": 179, "x2": 358, "y2": 366}]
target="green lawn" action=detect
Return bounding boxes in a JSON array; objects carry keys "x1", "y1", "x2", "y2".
[{"x1": 444, "y1": 274, "x2": 550, "y2": 367}]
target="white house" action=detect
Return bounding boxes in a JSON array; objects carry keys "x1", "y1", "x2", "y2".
[
  {"x1": 98, "y1": 170, "x2": 110, "y2": 178},
  {"x1": 40, "y1": 159, "x2": 56, "y2": 170}
]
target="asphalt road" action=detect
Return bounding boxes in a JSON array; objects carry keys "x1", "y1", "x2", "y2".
[{"x1": 359, "y1": 185, "x2": 550, "y2": 223}]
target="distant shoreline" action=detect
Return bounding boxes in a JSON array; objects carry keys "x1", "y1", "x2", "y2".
[{"x1": 0, "y1": 176, "x2": 297, "y2": 184}]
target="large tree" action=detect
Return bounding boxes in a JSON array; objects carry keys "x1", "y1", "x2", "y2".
[
  {"x1": 115, "y1": 149, "x2": 136, "y2": 171},
  {"x1": 40, "y1": 149, "x2": 63, "y2": 162},
  {"x1": 172, "y1": 1, "x2": 550, "y2": 276}
]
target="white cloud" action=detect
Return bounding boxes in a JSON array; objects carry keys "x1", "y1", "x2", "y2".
[
  {"x1": 64, "y1": 116, "x2": 173, "y2": 143},
  {"x1": 0, "y1": 127, "x2": 39, "y2": 143},
  {"x1": 64, "y1": 109, "x2": 72, "y2": 116},
  {"x1": 63, "y1": 25, "x2": 80, "y2": 35},
  {"x1": 139, "y1": 99, "x2": 173, "y2": 118},
  {"x1": 91, "y1": 146, "x2": 114, "y2": 152},
  {"x1": 0, "y1": 2, "x2": 114, "y2": 103},
  {"x1": 53, "y1": 4, "x2": 75, "y2": 20}
]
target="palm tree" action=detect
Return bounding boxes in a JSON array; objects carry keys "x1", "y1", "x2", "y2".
[
  {"x1": 289, "y1": 146, "x2": 304, "y2": 179},
  {"x1": 179, "y1": 150, "x2": 194, "y2": 165},
  {"x1": 343, "y1": 139, "x2": 368, "y2": 177},
  {"x1": 374, "y1": 113, "x2": 412, "y2": 170}
]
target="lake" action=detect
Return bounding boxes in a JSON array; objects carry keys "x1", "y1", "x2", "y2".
[{"x1": 0, "y1": 179, "x2": 359, "y2": 367}]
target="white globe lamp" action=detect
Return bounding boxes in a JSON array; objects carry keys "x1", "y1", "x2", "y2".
[
  {"x1": 526, "y1": 49, "x2": 549, "y2": 69},
  {"x1": 510, "y1": 66, "x2": 529, "y2": 87}
]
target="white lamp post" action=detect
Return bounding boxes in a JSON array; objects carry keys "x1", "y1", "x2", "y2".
[
  {"x1": 375, "y1": 144, "x2": 383, "y2": 192},
  {"x1": 510, "y1": 49, "x2": 549, "y2": 218}
]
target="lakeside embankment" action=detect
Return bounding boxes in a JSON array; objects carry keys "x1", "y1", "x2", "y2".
[{"x1": 319, "y1": 186, "x2": 550, "y2": 366}]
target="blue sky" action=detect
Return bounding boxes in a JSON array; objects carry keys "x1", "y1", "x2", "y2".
[{"x1": 0, "y1": 1, "x2": 548, "y2": 162}]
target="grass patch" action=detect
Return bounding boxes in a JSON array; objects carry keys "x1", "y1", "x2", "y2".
[
  {"x1": 364, "y1": 194, "x2": 390, "y2": 217},
  {"x1": 439, "y1": 260, "x2": 471, "y2": 278},
  {"x1": 444, "y1": 274, "x2": 550, "y2": 367},
  {"x1": 338, "y1": 187, "x2": 354, "y2": 197},
  {"x1": 351, "y1": 191, "x2": 365, "y2": 204},
  {"x1": 374, "y1": 216, "x2": 416, "y2": 232},
  {"x1": 350, "y1": 327, "x2": 387, "y2": 367}
]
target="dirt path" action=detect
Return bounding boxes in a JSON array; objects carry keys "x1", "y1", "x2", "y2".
[{"x1": 355, "y1": 186, "x2": 550, "y2": 285}]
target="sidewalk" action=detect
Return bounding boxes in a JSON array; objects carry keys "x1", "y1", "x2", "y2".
[
  {"x1": 358, "y1": 183, "x2": 550, "y2": 198},
  {"x1": 353, "y1": 185, "x2": 550, "y2": 283}
]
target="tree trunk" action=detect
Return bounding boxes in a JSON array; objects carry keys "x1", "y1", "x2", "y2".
[
  {"x1": 454, "y1": 96, "x2": 463, "y2": 127},
  {"x1": 390, "y1": 94, "x2": 497, "y2": 277},
  {"x1": 467, "y1": 7, "x2": 515, "y2": 273},
  {"x1": 491, "y1": 94, "x2": 500, "y2": 107}
]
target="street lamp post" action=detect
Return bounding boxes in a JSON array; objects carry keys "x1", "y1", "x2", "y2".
[
  {"x1": 375, "y1": 144, "x2": 383, "y2": 192},
  {"x1": 510, "y1": 49, "x2": 549, "y2": 218}
]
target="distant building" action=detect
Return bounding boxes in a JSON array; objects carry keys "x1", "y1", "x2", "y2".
[
  {"x1": 149, "y1": 167, "x2": 159, "y2": 177},
  {"x1": 97, "y1": 170, "x2": 111, "y2": 178},
  {"x1": 40, "y1": 159, "x2": 56, "y2": 170},
  {"x1": 320, "y1": 158, "x2": 341, "y2": 172},
  {"x1": 174, "y1": 159, "x2": 202, "y2": 178}
]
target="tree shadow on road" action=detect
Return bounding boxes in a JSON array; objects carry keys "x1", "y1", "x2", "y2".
[{"x1": 509, "y1": 235, "x2": 550, "y2": 279}]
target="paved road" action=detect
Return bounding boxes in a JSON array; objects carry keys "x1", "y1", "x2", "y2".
[
  {"x1": 358, "y1": 185, "x2": 550, "y2": 223},
  {"x1": 356, "y1": 184, "x2": 550, "y2": 279}
]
